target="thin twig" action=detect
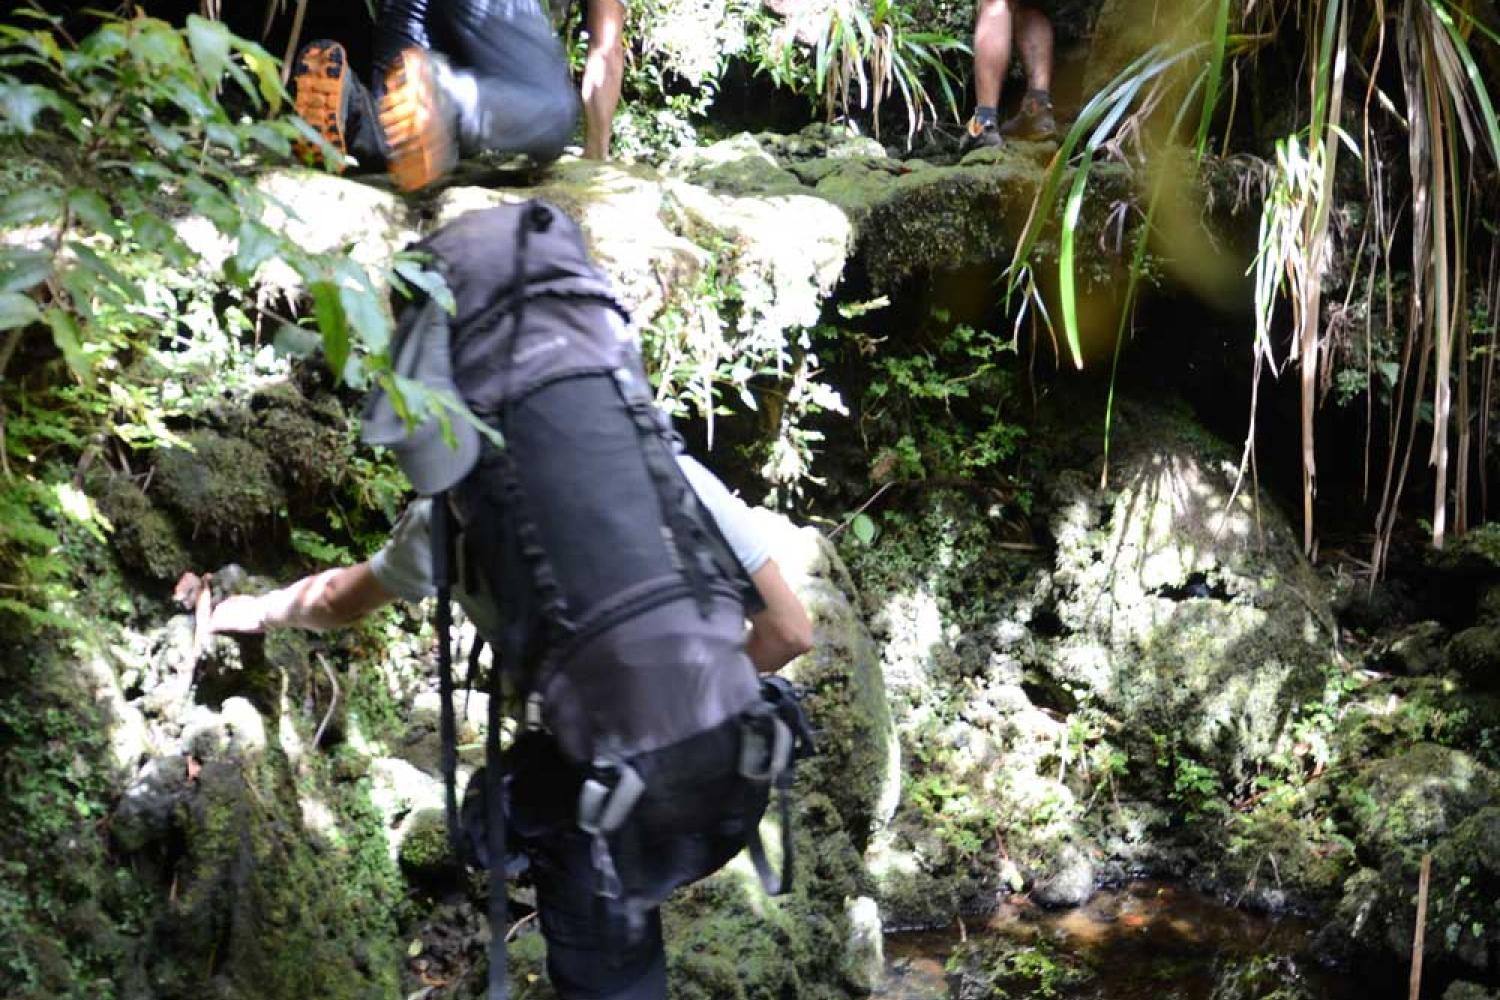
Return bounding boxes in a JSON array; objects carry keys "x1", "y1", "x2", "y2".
[
  {"x1": 313, "y1": 654, "x2": 339, "y2": 750},
  {"x1": 826, "y1": 482, "x2": 895, "y2": 539},
  {"x1": 279, "y1": 0, "x2": 310, "y2": 85},
  {"x1": 505, "y1": 911, "x2": 538, "y2": 942},
  {"x1": 1409, "y1": 854, "x2": 1432, "y2": 1000}
]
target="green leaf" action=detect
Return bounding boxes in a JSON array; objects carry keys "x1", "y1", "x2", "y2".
[
  {"x1": 233, "y1": 221, "x2": 280, "y2": 278},
  {"x1": 0, "y1": 248, "x2": 52, "y2": 294},
  {"x1": 0, "y1": 82, "x2": 56, "y2": 134},
  {"x1": 128, "y1": 18, "x2": 186, "y2": 68},
  {"x1": 247, "y1": 122, "x2": 292, "y2": 157},
  {"x1": 233, "y1": 38, "x2": 286, "y2": 114},
  {"x1": 392, "y1": 258, "x2": 456, "y2": 313},
  {"x1": 1194, "y1": 0, "x2": 1232, "y2": 157},
  {"x1": 181, "y1": 176, "x2": 240, "y2": 231},
  {"x1": 0, "y1": 187, "x2": 62, "y2": 227},
  {"x1": 205, "y1": 121, "x2": 242, "y2": 155},
  {"x1": 1057, "y1": 152, "x2": 1091, "y2": 371},
  {"x1": 129, "y1": 211, "x2": 194, "y2": 268},
  {"x1": 72, "y1": 245, "x2": 139, "y2": 304},
  {"x1": 850, "y1": 512, "x2": 877, "y2": 544},
  {"x1": 310, "y1": 280, "x2": 351, "y2": 384},
  {"x1": 44, "y1": 308, "x2": 92, "y2": 384},
  {"x1": 272, "y1": 322, "x2": 322, "y2": 358},
  {"x1": 340, "y1": 276, "x2": 391, "y2": 355},
  {"x1": 0, "y1": 292, "x2": 40, "y2": 331},
  {"x1": 66, "y1": 189, "x2": 114, "y2": 235},
  {"x1": 186, "y1": 15, "x2": 232, "y2": 84},
  {"x1": 145, "y1": 120, "x2": 186, "y2": 155}
]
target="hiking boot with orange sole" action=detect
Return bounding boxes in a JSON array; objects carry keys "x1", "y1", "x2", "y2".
[
  {"x1": 959, "y1": 115, "x2": 1004, "y2": 154},
  {"x1": 379, "y1": 47, "x2": 458, "y2": 193},
  {"x1": 291, "y1": 39, "x2": 352, "y2": 170},
  {"x1": 999, "y1": 90, "x2": 1058, "y2": 141}
]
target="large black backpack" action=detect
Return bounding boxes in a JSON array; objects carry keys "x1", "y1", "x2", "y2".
[{"x1": 363, "y1": 201, "x2": 815, "y2": 1000}]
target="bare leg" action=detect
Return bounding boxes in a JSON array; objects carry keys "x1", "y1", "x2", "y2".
[
  {"x1": 581, "y1": 0, "x2": 625, "y2": 160},
  {"x1": 972, "y1": 0, "x2": 1014, "y2": 112},
  {"x1": 1014, "y1": 5, "x2": 1053, "y2": 94}
]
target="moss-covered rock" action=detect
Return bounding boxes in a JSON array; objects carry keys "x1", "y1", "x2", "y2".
[
  {"x1": 754, "y1": 509, "x2": 897, "y2": 846},
  {"x1": 1449, "y1": 625, "x2": 1500, "y2": 691},
  {"x1": 145, "y1": 697, "x2": 407, "y2": 1000},
  {"x1": 398, "y1": 806, "x2": 458, "y2": 880},
  {"x1": 1043, "y1": 401, "x2": 1334, "y2": 781},
  {"x1": 1330, "y1": 800, "x2": 1500, "y2": 976},
  {"x1": 1206, "y1": 955, "x2": 1318, "y2": 1000},
  {"x1": 1381, "y1": 620, "x2": 1451, "y2": 676},
  {"x1": 244, "y1": 381, "x2": 351, "y2": 511},
  {"x1": 151, "y1": 430, "x2": 285, "y2": 554},
  {"x1": 660, "y1": 790, "x2": 866, "y2": 1000},
  {"x1": 1340, "y1": 744, "x2": 1498, "y2": 860},
  {"x1": 828, "y1": 158, "x2": 1047, "y2": 291},
  {"x1": 946, "y1": 932, "x2": 1094, "y2": 1000},
  {"x1": 668, "y1": 132, "x2": 806, "y2": 194},
  {"x1": 92, "y1": 471, "x2": 191, "y2": 581}
]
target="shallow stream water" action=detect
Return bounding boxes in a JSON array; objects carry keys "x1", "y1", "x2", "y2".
[{"x1": 874, "y1": 881, "x2": 1386, "y2": 1000}]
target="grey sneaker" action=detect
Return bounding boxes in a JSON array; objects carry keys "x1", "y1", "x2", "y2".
[
  {"x1": 999, "y1": 91, "x2": 1057, "y2": 141},
  {"x1": 959, "y1": 115, "x2": 1004, "y2": 153}
]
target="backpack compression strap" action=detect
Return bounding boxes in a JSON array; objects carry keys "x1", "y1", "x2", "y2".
[
  {"x1": 433, "y1": 493, "x2": 510, "y2": 1000},
  {"x1": 743, "y1": 677, "x2": 817, "y2": 896},
  {"x1": 611, "y1": 368, "x2": 760, "y2": 615},
  {"x1": 432, "y1": 495, "x2": 462, "y2": 857}
]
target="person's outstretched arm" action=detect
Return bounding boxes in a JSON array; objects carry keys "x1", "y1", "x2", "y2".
[
  {"x1": 209, "y1": 562, "x2": 397, "y2": 634},
  {"x1": 745, "y1": 559, "x2": 813, "y2": 674}
]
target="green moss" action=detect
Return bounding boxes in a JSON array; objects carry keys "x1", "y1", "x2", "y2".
[
  {"x1": 1215, "y1": 801, "x2": 1355, "y2": 906},
  {"x1": 398, "y1": 808, "x2": 455, "y2": 876},
  {"x1": 245, "y1": 384, "x2": 351, "y2": 512},
  {"x1": 1449, "y1": 625, "x2": 1500, "y2": 691},
  {"x1": 946, "y1": 932, "x2": 1094, "y2": 998},
  {"x1": 661, "y1": 792, "x2": 865, "y2": 1000},
  {"x1": 91, "y1": 471, "x2": 191, "y2": 582},
  {"x1": 151, "y1": 430, "x2": 284, "y2": 552},
  {"x1": 146, "y1": 725, "x2": 406, "y2": 999},
  {"x1": 0, "y1": 635, "x2": 156, "y2": 999},
  {"x1": 1340, "y1": 744, "x2": 1498, "y2": 861}
]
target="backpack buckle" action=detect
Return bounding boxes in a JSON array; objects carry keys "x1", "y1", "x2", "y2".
[
  {"x1": 739, "y1": 712, "x2": 793, "y2": 783},
  {"x1": 577, "y1": 761, "x2": 645, "y2": 836}
]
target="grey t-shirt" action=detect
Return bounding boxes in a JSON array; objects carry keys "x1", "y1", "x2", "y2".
[{"x1": 370, "y1": 455, "x2": 770, "y2": 630}]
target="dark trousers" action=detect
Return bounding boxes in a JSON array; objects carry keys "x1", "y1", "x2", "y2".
[
  {"x1": 503, "y1": 736, "x2": 668, "y2": 1000},
  {"x1": 344, "y1": 0, "x2": 578, "y2": 166}
]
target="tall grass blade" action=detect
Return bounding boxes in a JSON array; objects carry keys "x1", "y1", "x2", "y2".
[{"x1": 1194, "y1": 0, "x2": 1232, "y2": 157}]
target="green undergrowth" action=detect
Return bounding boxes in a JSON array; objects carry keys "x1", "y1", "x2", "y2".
[{"x1": 0, "y1": 642, "x2": 151, "y2": 998}]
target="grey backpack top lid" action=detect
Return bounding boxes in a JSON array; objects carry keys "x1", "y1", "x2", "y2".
[
  {"x1": 361, "y1": 298, "x2": 480, "y2": 495},
  {"x1": 360, "y1": 201, "x2": 627, "y2": 495}
]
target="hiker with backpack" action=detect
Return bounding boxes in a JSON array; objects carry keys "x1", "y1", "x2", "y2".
[
  {"x1": 291, "y1": 0, "x2": 578, "y2": 190},
  {"x1": 208, "y1": 201, "x2": 816, "y2": 999}
]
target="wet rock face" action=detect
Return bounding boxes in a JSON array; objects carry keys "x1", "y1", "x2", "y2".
[
  {"x1": 1044, "y1": 402, "x2": 1332, "y2": 780},
  {"x1": 842, "y1": 398, "x2": 1344, "y2": 930}
]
